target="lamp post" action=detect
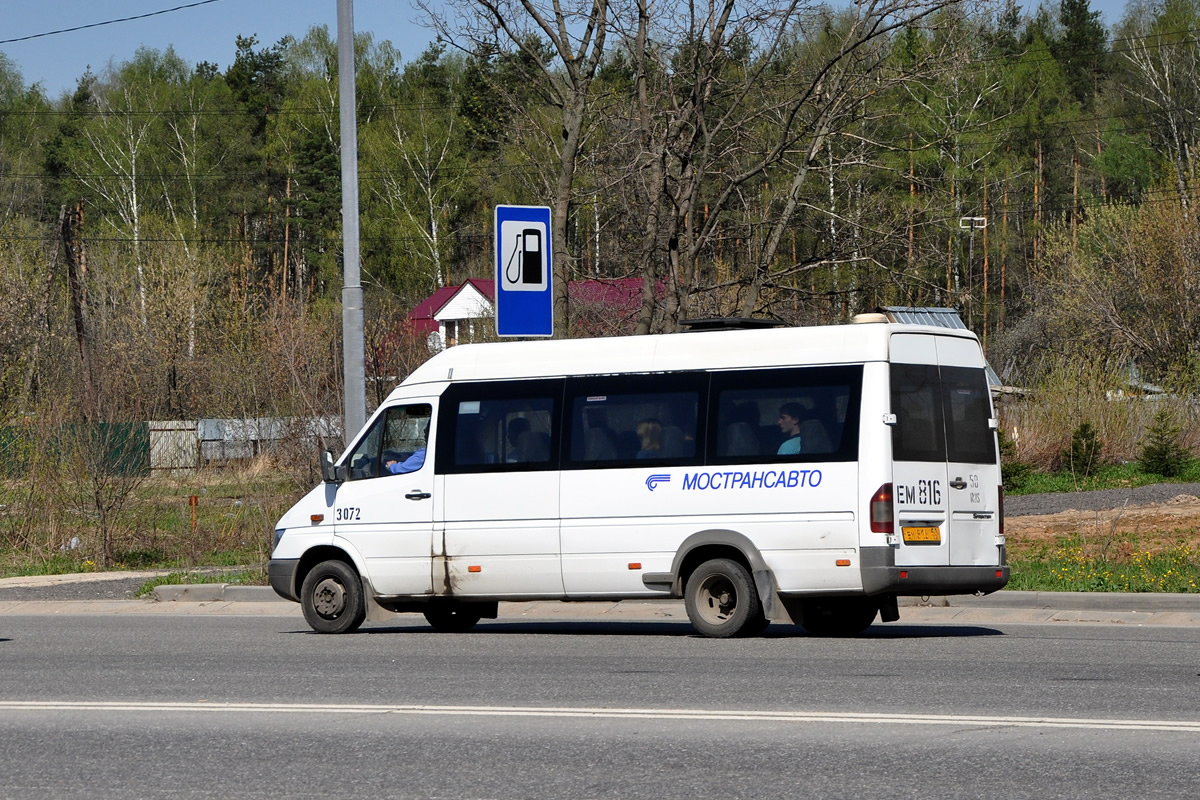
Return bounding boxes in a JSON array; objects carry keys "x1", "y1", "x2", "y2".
[
  {"x1": 338, "y1": 0, "x2": 365, "y2": 445},
  {"x1": 958, "y1": 216, "x2": 987, "y2": 295}
]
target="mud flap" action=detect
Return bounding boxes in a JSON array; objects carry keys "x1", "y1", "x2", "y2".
[
  {"x1": 878, "y1": 594, "x2": 900, "y2": 623},
  {"x1": 361, "y1": 575, "x2": 396, "y2": 624},
  {"x1": 753, "y1": 569, "x2": 795, "y2": 623}
]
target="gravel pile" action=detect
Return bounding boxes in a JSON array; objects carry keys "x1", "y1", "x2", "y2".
[{"x1": 1005, "y1": 482, "x2": 1200, "y2": 517}]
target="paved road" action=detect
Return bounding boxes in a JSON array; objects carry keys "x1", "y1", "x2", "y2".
[{"x1": 2, "y1": 613, "x2": 1199, "y2": 798}]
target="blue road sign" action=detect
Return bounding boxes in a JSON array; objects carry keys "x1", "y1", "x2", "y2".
[{"x1": 495, "y1": 205, "x2": 553, "y2": 337}]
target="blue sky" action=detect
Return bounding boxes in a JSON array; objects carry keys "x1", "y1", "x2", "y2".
[
  {"x1": 0, "y1": 0, "x2": 440, "y2": 98},
  {"x1": 2, "y1": 0, "x2": 1133, "y2": 99}
]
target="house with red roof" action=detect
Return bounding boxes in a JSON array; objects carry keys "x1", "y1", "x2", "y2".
[
  {"x1": 406, "y1": 277, "x2": 663, "y2": 347},
  {"x1": 406, "y1": 278, "x2": 496, "y2": 350}
]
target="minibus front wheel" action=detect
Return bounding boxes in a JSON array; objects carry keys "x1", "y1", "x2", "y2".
[
  {"x1": 300, "y1": 559, "x2": 366, "y2": 634},
  {"x1": 684, "y1": 558, "x2": 766, "y2": 638}
]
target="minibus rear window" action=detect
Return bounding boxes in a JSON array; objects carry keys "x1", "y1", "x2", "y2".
[
  {"x1": 890, "y1": 364, "x2": 996, "y2": 464},
  {"x1": 941, "y1": 366, "x2": 996, "y2": 464},
  {"x1": 890, "y1": 363, "x2": 946, "y2": 462}
]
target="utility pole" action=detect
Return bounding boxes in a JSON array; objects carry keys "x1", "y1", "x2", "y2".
[
  {"x1": 338, "y1": 0, "x2": 366, "y2": 445},
  {"x1": 959, "y1": 216, "x2": 986, "y2": 326}
]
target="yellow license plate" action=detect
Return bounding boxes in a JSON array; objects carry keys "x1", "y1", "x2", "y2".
[{"x1": 902, "y1": 526, "x2": 941, "y2": 545}]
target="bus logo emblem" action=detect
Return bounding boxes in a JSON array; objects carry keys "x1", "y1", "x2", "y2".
[{"x1": 645, "y1": 474, "x2": 671, "y2": 492}]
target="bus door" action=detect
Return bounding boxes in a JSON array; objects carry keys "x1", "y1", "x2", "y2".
[
  {"x1": 890, "y1": 355, "x2": 951, "y2": 568},
  {"x1": 935, "y1": 337, "x2": 1001, "y2": 567},
  {"x1": 889, "y1": 334, "x2": 1000, "y2": 568},
  {"x1": 435, "y1": 381, "x2": 565, "y2": 597}
]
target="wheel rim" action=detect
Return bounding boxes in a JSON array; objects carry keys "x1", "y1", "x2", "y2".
[
  {"x1": 695, "y1": 573, "x2": 738, "y2": 626},
  {"x1": 312, "y1": 576, "x2": 346, "y2": 619}
]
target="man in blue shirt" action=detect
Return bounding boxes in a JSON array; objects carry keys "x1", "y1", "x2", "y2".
[
  {"x1": 386, "y1": 424, "x2": 428, "y2": 474},
  {"x1": 777, "y1": 402, "x2": 803, "y2": 455}
]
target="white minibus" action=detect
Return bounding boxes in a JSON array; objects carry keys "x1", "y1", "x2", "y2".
[{"x1": 268, "y1": 317, "x2": 1007, "y2": 637}]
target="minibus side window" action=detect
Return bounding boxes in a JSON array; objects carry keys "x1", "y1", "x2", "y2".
[
  {"x1": 345, "y1": 403, "x2": 432, "y2": 480},
  {"x1": 708, "y1": 366, "x2": 862, "y2": 464},
  {"x1": 890, "y1": 364, "x2": 946, "y2": 462},
  {"x1": 436, "y1": 379, "x2": 563, "y2": 474},
  {"x1": 941, "y1": 366, "x2": 996, "y2": 464},
  {"x1": 563, "y1": 373, "x2": 707, "y2": 468}
]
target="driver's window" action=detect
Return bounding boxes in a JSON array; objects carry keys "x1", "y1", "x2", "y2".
[{"x1": 346, "y1": 403, "x2": 432, "y2": 480}]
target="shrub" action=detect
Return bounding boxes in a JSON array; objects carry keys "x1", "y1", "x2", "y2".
[
  {"x1": 1140, "y1": 407, "x2": 1191, "y2": 477},
  {"x1": 998, "y1": 428, "x2": 1034, "y2": 491},
  {"x1": 1061, "y1": 421, "x2": 1103, "y2": 477}
]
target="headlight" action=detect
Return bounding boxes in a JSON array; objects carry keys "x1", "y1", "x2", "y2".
[{"x1": 273, "y1": 528, "x2": 286, "y2": 548}]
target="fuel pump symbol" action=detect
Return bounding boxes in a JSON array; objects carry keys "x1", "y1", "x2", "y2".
[{"x1": 505, "y1": 227, "x2": 544, "y2": 287}]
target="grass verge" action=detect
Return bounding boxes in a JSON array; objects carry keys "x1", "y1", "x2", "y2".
[
  {"x1": 1007, "y1": 534, "x2": 1200, "y2": 592},
  {"x1": 134, "y1": 568, "x2": 267, "y2": 598}
]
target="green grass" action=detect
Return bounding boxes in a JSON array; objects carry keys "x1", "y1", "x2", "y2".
[
  {"x1": 1007, "y1": 537, "x2": 1200, "y2": 593},
  {"x1": 134, "y1": 568, "x2": 267, "y2": 597},
  {"x1": 0, "y1": 545, "x2": 269, "y2": 580},
  {"x1": 1007, "y1": 458, "x2": 1200, "y2": 495}
]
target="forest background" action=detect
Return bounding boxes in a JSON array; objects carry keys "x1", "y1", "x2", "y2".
[{"x1": 4, "y1": 0, "x2": 1200, "y2": 568}]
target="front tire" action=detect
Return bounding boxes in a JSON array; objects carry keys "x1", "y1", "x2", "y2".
[
  {"x1": 684, "y1": 558, "x2": 764, "y2": 638},
  {"x1": 300, "y1": 559, "x2": 366, "y2": 634}
]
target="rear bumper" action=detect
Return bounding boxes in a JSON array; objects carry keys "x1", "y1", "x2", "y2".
[
  {"x1": 268, "y1": 558, "x2": 300, "y2": 602},
  {"x1": 860, "y1": 546, "x2": 1009, "y2": 596}
]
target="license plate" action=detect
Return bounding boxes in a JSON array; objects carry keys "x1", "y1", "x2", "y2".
[{"x1": 902, "y1": 526, "x2": 941, "y2": 545}]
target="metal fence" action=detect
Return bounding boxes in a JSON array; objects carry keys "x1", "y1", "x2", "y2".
[{"x1": 1, "y1": 416, "x2": 342, "y2": 477}]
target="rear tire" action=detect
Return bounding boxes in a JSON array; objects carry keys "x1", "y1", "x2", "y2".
[
  {"x1": 684, "y1": 558, "x2": 763, "y2": 638},
  {"x1": 423, "y1": 607, "x2": 483, "y2": 633},
  {"x1": 300, "y1": 560, "x2": 365, "y2": 634},
  {"x1": 800, "y1": 598, "x2": 877, "y2": 637}
]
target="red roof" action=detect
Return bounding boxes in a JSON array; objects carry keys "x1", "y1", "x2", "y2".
[
  {"x1": 406, "y1": 277, "x2": 663, "y2": 336},
  {"x1": 407, "y1": 278, "x2": 496, "y2": 334}
]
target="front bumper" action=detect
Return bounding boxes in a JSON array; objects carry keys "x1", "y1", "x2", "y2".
[{"x1": 268, "y1": 558, "x2": 300, "y2": 602}]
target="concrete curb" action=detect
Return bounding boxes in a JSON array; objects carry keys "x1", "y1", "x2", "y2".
[{"x1": 152, "y1": 585, "x2": 278, "y2": 603}]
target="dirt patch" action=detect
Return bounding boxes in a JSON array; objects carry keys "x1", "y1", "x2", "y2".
[{"x1": 1008, "y1": 495, "x2": 1200, "y2": 553}]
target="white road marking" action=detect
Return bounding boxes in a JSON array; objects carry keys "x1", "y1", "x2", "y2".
[{"x1": 3, "y1": 700, "x2": 1200, "y2": 732}]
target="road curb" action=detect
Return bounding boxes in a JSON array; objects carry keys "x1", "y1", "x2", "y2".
[{"x1": 152, "y1": 585, "x2": 279, "y2": 603}]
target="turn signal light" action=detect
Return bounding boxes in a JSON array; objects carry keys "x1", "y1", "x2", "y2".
[
  {"x1": 628, "y1": 563, "x2": 642, "y2": 570},
  {"x1": 836, "y1": 559, "x2": 851, "y2": 567},
  {"x1": 468, "y1": 565, "x2": 482, "y2": 573},
  {"x1": 310, "y1": 514, "x2": 324, "y2": 523}
]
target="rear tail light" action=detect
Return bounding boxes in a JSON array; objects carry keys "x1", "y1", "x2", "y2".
[
  {"x1": 870, "y1": 483, "x2": 894, "y2": 534},
  {"x1": 998, "y1": 486, "x2": 1005, "y2": 535}
]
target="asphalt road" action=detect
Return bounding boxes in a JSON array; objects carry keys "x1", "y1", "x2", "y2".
[{"x1": 2, "y1": 613, "x2": 1199, "y2": 799}]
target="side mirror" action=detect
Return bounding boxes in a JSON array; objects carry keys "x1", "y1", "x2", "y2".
[{"x1": 320, "y1": 450, "x2": 341, "y2": 484}]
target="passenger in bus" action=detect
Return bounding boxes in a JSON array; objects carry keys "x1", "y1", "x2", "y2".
[
  {"x1": 506, "y1": 417, "x2": 531, "y2": 462},
  {"x1": 386, "y1": 425, "x2": 428, "y2": 474},
  {"x1": 777, "y1": 402, "x2": 804, "y2": 455},
  {"x1": 635, "y1": 418, "x2": 663, "y2": 459}
]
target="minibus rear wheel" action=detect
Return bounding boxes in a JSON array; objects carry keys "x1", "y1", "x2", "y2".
[
  {"x1": 799, "y1": 598, "x2": 877, "y2": 637},
  {"x1": 300, "y1": 559, "x2": 366, "y2": 634},
  {"x1": 684, "y1": 558, "x2": 764, "y2": 638},
  {"x1": 423, "y1": 607, "x2": 483, "y2": 633}
]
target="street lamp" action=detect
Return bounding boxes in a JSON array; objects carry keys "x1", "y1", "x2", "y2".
[{"x1": 958, "y1": 216, "x2": 987, "y2": 295}]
